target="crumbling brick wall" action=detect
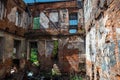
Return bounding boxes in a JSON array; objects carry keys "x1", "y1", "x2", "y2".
[
  {"x1": 0, "y1": 0, "x2": 30, "y2": 77},
  {"x1": 0, "y1": 0, "x2": 32, "y2": 36},
  {"x1": 26, "y1": 0, "x2": 85, "y2": 74},
  {"x1": 84, "y1": 0, "x2": 120, "y2": 79},
  {"x1": 0, "y1": 31, "x2": 26, "y2": 78},
  {"x1": 38, "y1": 40, "x2": 54, "y2": 72},
  {"x1": 58, "y1": 36, "x2": 85, "y2": 73},
  {"x1": 27, "y1": 35, "x2": 85, "y2": 74},
  {"x1": 26, "y1": 0, "x2": 84, "y2": 36}
]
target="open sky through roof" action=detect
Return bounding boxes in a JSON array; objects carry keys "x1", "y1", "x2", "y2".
[
  {"x1": 23, "y1": 0, "x2": 66, "y2": 3},
  {"x1": 23, "y1": 0, "x2": 77, "y2": 34}
]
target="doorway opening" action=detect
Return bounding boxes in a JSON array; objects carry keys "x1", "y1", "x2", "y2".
[
  {"x1": 12, "y1": 39, "x2": 21, "y2": 71},
  {"x1": 13, "y1": 40, "x2": 21, "y2": 59},
  {"x1": 30, "y1": 41, "x2": 39, "y2": 66}
]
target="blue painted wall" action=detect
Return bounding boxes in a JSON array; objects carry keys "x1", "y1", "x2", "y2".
[{"x1": 69, "y1": 20, "x2": 78, "y2": 25}]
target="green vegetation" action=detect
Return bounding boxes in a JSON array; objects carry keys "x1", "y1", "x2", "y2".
[
  {"x1": 70, "y1": 75, "x2": 83, "y2": 80},
  {"x1": 30, "y1": 48, "x2": 39, "y2": 66},
  {"x1": 52, "y1": 68, "x2": 61, "y2": 76},
  {"x1": 52, "y1": 40, "x2": 58, "y2": 59}
]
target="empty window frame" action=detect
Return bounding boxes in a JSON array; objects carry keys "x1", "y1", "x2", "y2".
[
  {"x1": 49, "y1": 12, "x2": 58, "y2": 23},
  {"x1": 13, "y1": 40, "x2": 21, "y2": 59},
  {"x1": 29, "y1": 41, "x2": 39, "y2": 65},
  {"x1": 69, "y1": 13, "x2": 77, "y2": 20},
  {"x1": 40, "y1": 12, "x2": 49, "y2": 28},
  {"x1": 69, "y1": 13, "x2": 78, "y2": 34},
  {"x1": 16, "y1": 11, "x2": 22, "y2": 26},
  {"x1": 46, "y1": 40, "x2": 54, "y2": 57},
  {"x1": 33, "y1": 17, "x2": 40, "y2": 29},
  {"x1": 45, "y1": 40, "x2": 58, "y2": 60},
  {"x1": 77, "y1": 0, "x2": 83, "y2": 9},
  {"x1": 49, "y1": 11, "x2": 59, "y2": 28}
]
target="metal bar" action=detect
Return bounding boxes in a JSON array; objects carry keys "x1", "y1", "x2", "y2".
[{"x1": 42, "y1": 12, "x2": 60, "y2": 33}]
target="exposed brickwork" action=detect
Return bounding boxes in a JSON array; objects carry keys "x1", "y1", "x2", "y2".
[
  {"x1": 84, "y1": 0, "x2": 120, "y2": 79},
  {"x1": 0, "y1": 0, "x2": 29, "y2": 78},
  {"x1": 26, "y1": 0, "x2": 84, "y2": 36},
  {"x1": 0, "y1": 0, "x2": 85, "y2": 79},
  {"x1": 25, "y1": 0, "x2": 85, "y2": 74},
  {"x1": 0, "y1": 31, "x2": 26, "y2": 78},
  {"x1": 58, "y1": 36, "x2": 85, "y2": 73},
  {"x1": 59, "y1": 48, "x2": 79, "y2": 73},
  {"x1": 0, "y1": 0, "x2": 31, "y2": 36}
]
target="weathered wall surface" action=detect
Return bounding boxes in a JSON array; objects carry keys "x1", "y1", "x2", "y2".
[
  {"x1": 0, "y1": 0, "x2": 28, "y2": 78},
  {"x1": 29, "y1": 1, "x2": 77, "y2": 11},
  {"x1": 27, "y1": 35, "x2": 85, "y2": 74},
  {"x1": 26, "y1": 0, "x2": 85, "y2": 74},
  {"x1": 26, "y1": 1, "x2": 84, "y2": 36},
  {"x1": 84, "y1": 0, "x2": 120, "y2": 80},
  {"x1": 0, "y1": 0, "x2": 32, "y2": 36},
  {"x1": 0, "y1": 30, "x2": 26, "y2": 78},
  {"x1": 58, "y1": 36, "x2": 85, "y2": 73},
  {"x1": 38, "y1": 40, "x2": 54, "y2": 71}
]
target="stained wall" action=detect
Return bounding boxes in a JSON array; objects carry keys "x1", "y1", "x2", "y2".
[{"x1": 84, "y1": 0, "x2": 120, "y2": 79}]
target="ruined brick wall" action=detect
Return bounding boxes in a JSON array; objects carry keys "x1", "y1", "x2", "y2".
[
  {"x1": 58, "y1": 36, "x2": 85, "y2": 73},
  {"x1": 0, "y1": 31, "x2": 26, "y2": 78},
  {"x1": 38, "y1": 40, "x2": 54, "y2": 71},
  {"x1": 0, "y1": 0, "x2": 32, "y2": 36},
  {"x1": 84, "y1": 0, "x2": 120, "y2": 79},
  {"x1": 26, "y1": 1, "x2": 84, "y2": 36},
  {"x1": 25, "y1": 1, "x2": 85, "y2": 74},
  {"x1": 0, "y1": 0, "x2": 29, "y2": 78},
  {"x1": 27, "y1": 35, "x2": 85, "y2": 74}
]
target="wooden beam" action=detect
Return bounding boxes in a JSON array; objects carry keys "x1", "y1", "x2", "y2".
[{"x1": 28, "y1": 1, "x2": 77, "y2": 11}]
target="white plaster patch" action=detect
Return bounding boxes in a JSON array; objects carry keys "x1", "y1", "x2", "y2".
[
  {"x1": 86, "y1": 32, "x2": 91, "y2": 61},
  {"x1": 59, "y1": 9, "x2": 69, "y2": 28},
  {"x1": 40, "y1": 12, "x2": 49, "y2": 28},
  {"x1": 7, "y1": 7, "x2": 17, "y2": 23},
  {"x1": 84, "y1": 0, "x2": 93, "y2": 23},
  {"x1": 90, "y1": 27, "x2": 96, "y2": 55},
  {"x1": 103, "y1": 15, "x2": 108, "y2": 26},
  {"x1": 116, "y1": 28, "x2": 120, "y2": 34},
  {"x1": 49, "y1": 12, "x2": 58, "y2": 22}
]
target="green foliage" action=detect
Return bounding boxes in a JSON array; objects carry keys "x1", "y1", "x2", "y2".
[
  {"x1": 51, "y1": 68, "x2": 61, "y2": 76},
  {"x1": 30, "y1": 48, "x2": 39, "y2": 66},
  {"x1": 52, "y1": 68, "x2": 57, "y2": 76},
  {"x1": 52, "y1": 40, "x2": 58, "y2": 59},
  {"x1": 70, "y1": 75, "x2": 83, "y2": 80}
]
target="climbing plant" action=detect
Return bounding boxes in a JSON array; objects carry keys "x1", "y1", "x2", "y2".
[{"x1": 52, "y1": 40, "x2": 58, "y2": 60}]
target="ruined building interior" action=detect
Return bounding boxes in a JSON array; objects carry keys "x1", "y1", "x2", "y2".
[{"x1": 0, "y1": 0, "x2": 120, "y2": 80}]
